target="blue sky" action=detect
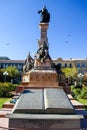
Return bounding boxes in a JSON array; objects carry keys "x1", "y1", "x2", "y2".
[{"x1": 0, "y1": 0, "x2": 87, "y2": 60}]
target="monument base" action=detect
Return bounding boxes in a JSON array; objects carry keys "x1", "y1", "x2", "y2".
[
  {"x1": 22, "y1": 69, "x2": 59, "y2": 88},
  {"x1": 7, "y1": 114, "x2": 83, "y2": 130},
  {"x1": 7, "y1": 89, "x2": 83, "y2": 129},
  {"x1": 22, "y1": 81, "x2": 59, "y2": 89}
]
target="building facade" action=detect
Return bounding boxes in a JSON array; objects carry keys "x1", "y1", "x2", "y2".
[
  {"x1": 0, "y1": 56, "x2": 87, "y2": 75},
  {"x1": 53, "y1": 58, "x2": 87, "y2": 75},
  {"x1": 0, "y1": 56, "x2": 24, "y2": 72}
]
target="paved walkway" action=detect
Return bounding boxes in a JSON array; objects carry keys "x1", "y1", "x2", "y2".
[
  {"x1": 0, "y1": 108, "x2": 12, "y2": 129},
  {"x1": 0, "y1": 118, "x2": 9, "y2": 129}
]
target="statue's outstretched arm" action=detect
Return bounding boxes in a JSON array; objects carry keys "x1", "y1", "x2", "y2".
[{"x1": 38, "y1": 10, "x2": 42, "y2": 14}]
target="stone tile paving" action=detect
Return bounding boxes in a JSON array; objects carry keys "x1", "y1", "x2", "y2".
[
  {"x1": 0, "y1": 118, "x2": 8, "y2": 129},
  {"x1": 0, "y1": 108, "x2": 12, "y2": 129}
]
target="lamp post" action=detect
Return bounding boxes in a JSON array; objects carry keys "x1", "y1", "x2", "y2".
[
  {"x1": 3, "y1": 71, "x2": 8, "y2": 82},
  {"x1": 78, "y1": 73, "x2": 84, "y2": 87}
]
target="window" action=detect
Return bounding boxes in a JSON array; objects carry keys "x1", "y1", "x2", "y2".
[
  {"x1": 69, "y1": 63, "x2": 72, "y2": 68},
  {"x1": 1, "y1": 64, "x2": 3, "y2": 68},
  {"x1": 76, "y1": 63, "x2": 80, "y2": 68},
  {"x1": 65, "y1": 63, "x2": 67, "y2": 68},
  {"x1": 81, "y1": 63, "x2": 86, "y2": 68}
]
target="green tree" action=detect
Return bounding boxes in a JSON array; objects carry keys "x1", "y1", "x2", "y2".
[
  {"x1": 62, "y1": 66, "x2": 78, "y2": 78},
  {"x1": 2, "y1": 66, "x2": 20, "y2": 83},
  {"x1": 5, "y1": 66, "x2": 19, "y2": 78}
]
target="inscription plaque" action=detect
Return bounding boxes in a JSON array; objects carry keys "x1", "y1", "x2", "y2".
[{"x1": 9, "y1": 118, "x2": 80, "y2": 129}]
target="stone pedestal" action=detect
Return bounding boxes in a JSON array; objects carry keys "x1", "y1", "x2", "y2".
[
  {"x1": 34, "y1": 58, "x2": 52, "y2": 70},
  {"x1": 8, "y1": 114, "x2": 83, "y2": 130},
  {"x1": 22, "y1": 70, "x2": 59, "y2": 88},
  {"x1": 21, "y1": 22, "x2": 57, "y2": 89},
  {"x1": 38, "y1": 23, "x2": 49, "y2": 47}
]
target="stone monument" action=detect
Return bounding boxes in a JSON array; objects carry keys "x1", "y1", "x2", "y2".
[
  {"x1": 21, "y1": 6, "x2": 59, "y2": 89},
  {"x1": 7, "y1": 6, "x2": 83, "y2": 130}
]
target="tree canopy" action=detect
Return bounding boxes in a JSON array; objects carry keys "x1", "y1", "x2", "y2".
[
  {"x1": 2, "y1": 66, "x2": 19, "y2": 78},
  {"x1": 0, "y1": 66, "x2": 20, "y2": 83},
  {"x1": 62, "y1": 66, "x2": 78, "y2": 78}
]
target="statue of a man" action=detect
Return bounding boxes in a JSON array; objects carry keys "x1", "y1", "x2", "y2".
[{"x1": 38, "y1": 6, "x2": 50, "y2": 23}]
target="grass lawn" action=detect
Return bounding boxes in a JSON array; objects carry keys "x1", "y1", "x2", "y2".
[
  {"x1": 78, "y1": 99, "x2": 87, "y2": 105},
  {"x1": 0, "y1": 98, "x2": 10, "y2": 108}
]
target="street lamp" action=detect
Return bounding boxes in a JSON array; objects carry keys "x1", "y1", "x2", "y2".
[
  {"x1": 3, "y1": 71, "x2": 8, "y2": 82},
  {"x1": 78, "y1": 73, "x2": 84, "y2": 87}
]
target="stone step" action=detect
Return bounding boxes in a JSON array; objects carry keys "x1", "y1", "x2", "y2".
[
  {"x1": 70, "y1": 100, "x2": 85, "y2": 109},
  {"x1": 2, "y1": 101, "x2": 14, "y2": 109},
  {"x1": 0, "y1": 108, "x2": 12, "y2": 117}
]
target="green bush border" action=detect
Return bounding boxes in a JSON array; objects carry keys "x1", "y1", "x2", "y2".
[{"x1": 0, "y1": 82, "x2": 17, "y2": 97}]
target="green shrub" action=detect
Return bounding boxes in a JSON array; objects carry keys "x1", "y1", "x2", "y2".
[
  {"x1": 73, "y1": 88, "x2": 81, "y2": 99},
  {"x1": 70, "y1": 85, "x2": 87, "y2": 99},
  {"x1": 70, "y1": 85, "x2": 75, "y2": 91},
  {"x1": 0, "y1": 82, "x2": 17, "y2": 97}
]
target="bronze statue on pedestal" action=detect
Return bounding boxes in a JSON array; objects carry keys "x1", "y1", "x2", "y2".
[{"x1": 38, "y1": 6, "x2": 50, "y2": 23}]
